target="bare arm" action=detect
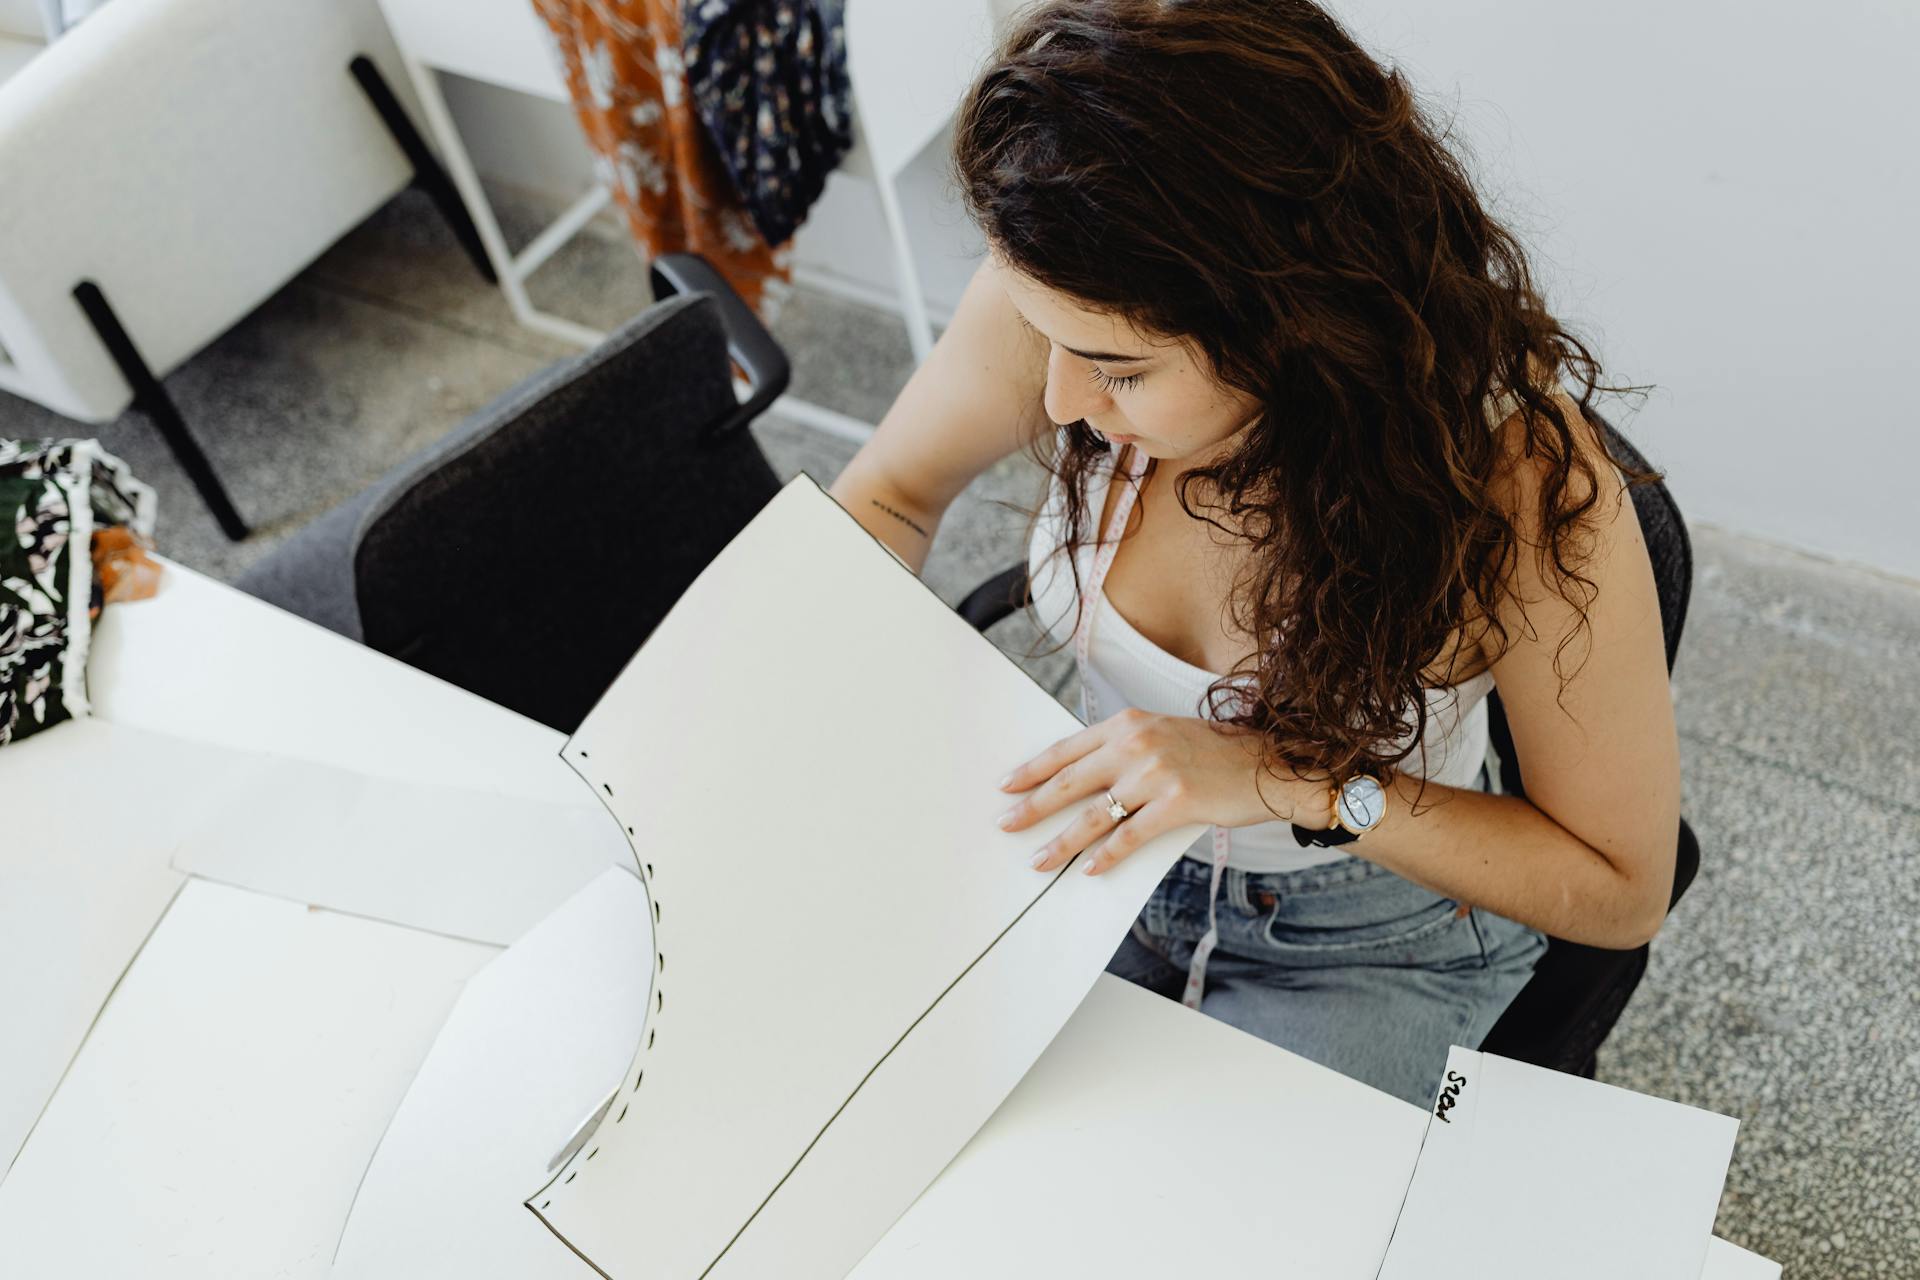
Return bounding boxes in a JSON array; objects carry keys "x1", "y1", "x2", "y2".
[
  {"x1": 829, "y1": 255, "x2": 1051, "y2": 575},
  {"x1": 1346, "y1": 393, "x2": 1682, "y2": 947}
]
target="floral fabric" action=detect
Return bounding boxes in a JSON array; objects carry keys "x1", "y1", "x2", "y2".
[
  {"x1": 0, "y1": 439, "x2": 155, "y2": 747},
  {"x1": 682, "y1": 0, "x2": 852, "y2": 249},
  {"x1": 530, "y1": 0, "x2": 795, "y2": 322}
]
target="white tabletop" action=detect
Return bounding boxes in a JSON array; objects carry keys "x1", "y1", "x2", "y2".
[
  {"x1": 1, "y1": 560, "x2": 623, "y2": 1198},
  {"x1": 89, "y1": 559, "x2": 575, "y2": 798},
  {"x1": 0, "y1": 557, "x2": 1774, "y2": 1278}
]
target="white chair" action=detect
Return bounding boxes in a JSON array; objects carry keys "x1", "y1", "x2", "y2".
[{"x1": 0, "y1": 0, "x2": 493, "y2": 538}]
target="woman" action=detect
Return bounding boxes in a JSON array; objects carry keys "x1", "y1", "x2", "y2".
[{"x1": 827, "y1": 0, "x2": 1679, "y2": 1108}]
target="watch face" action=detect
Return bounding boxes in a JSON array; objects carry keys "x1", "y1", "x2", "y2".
[{"x1": 1337, "y1": 776, "x2": 1387, "y2": 832}]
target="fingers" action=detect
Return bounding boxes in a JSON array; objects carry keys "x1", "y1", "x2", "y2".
[
  {"x1": 1026, "y1": 795, "x2": 1109, "y2": 873},
  {"x1": 1028, "y1": 795, "x2": 1162, "y2": 876},
  {"x1": 997, "y1": 739, "x2": 1120, "y2": 832},
  {"x1": 998, "y1": 710, "x2": 1147, "y2": 794},
  {"x1": 1077, "y1": 801, "x2": 1162, "y2": 876},
  {"x1": 994, "y1": 711, "x2": 1165, "y2": 874},
  {"x1": 997, "y1": 727, "x2": 1097, "y2": 796}
]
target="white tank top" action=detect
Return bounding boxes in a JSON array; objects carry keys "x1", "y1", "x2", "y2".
[{"x1": 1025, "y1": 398, "x2": 1520, "y2": 874}]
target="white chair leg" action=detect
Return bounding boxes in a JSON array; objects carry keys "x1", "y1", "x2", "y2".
[
  {"x1": 766, "y1": 393, "x2": 878, "y2": 446},
  {"x1": 513, "y1": 186, "x2": 612, "y2": 280},
  {"x1": 874, "y1": 169, "x2": 935, "y2": 366},
  {"x1": 399, "y1": 51, "x2": 606, "y2": 349}
]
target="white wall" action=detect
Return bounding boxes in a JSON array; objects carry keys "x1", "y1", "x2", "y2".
[
  {"x1": 442, "y1": 0, "x2": 1918, "y2": 580},
  {"x1": 436, "y1": 71, "x2": 598, "y2": 208},
  {"x1": 1328, "y1": 1, "x2": 1920, "y2": 581}
]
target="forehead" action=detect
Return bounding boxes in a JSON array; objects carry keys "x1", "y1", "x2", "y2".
[{"x1": 997, "y1": 265, "x2": 1168, "y2": 359}]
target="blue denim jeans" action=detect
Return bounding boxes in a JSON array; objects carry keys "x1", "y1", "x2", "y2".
[{"x1": 1105, "y1": 824, "x2": 1548, "y2": 1109}]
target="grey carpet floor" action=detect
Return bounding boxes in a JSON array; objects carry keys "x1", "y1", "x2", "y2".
[{"x1": 2, "y1": 182, "x2": 1913, "y2": 1277}]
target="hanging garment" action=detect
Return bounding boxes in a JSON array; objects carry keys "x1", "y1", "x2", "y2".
[
  {"x1": 531, "y1": 0, "x2": 794, "y2": 320},
  {"x1": 681, "y1": 0, "x2": 853, "y2": 249},
  {"x1": 0, "y1": 438, "x2": 156, "y2": 748}
]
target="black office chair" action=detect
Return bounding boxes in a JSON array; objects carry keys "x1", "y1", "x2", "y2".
[
  {"x1": 237, "y1": 254, "x2": 791, "y2": 732},
  {"x1": 956, "y1": 405, "x2": 1699, "y2": 1079}
]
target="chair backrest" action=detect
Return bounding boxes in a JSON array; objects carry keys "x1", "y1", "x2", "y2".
[
  {"x1": 349, "y1": 292, "x2": 783, "y2": 731},
  {"x1": 1589, "y1": 407, "x2": 1693, "y2": 672},
  {"x1": 0, "y1": 0, "x2": 413, "y2": 421}
]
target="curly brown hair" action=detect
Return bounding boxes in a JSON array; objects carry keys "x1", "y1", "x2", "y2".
[{"x1": 953, "y1": 0, "x2": 1660, "y2": 807}]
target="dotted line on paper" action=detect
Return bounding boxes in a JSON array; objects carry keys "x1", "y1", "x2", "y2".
[{"x1": 544, "y1": 748, "x2": 667, "y2": 1209}]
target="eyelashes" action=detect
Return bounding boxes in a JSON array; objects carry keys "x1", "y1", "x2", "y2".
[
  {"x1": 1016, "y1": 312, "x2": 1147, "y2": 394},
  {"x1": 1087, "y1": 366, "x2": 1145, "y2": 395}
]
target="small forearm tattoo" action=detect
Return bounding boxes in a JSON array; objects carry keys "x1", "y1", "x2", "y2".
[{"x1": 871, "y1": 499, "x2": 930, "y2": 540}]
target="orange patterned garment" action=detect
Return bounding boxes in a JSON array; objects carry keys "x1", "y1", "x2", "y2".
[{"x1": 530, "y1": 0, "x2": 793, "y2": 321}]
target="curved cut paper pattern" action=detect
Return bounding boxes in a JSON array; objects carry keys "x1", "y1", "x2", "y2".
[{"x1": 524, "y1": 477, "x2": 1200, "y2": 1278}]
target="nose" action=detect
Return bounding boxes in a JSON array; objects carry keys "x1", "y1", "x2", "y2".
[{"x1": 1041, "y1": 346, "x2": 1109, "y2": 427}]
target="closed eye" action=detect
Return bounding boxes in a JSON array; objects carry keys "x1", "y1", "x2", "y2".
[
  {"x1": 1016, "y1": 312, "x2": 1148, "y2": 392},
  {"x1": 1088, "y1": 366, "x2": 1145, "y2": 394}
]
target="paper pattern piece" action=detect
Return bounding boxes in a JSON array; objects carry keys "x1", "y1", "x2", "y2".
[
  {"x1": 334, "y1": 868, "x2": 652, "y2": 1278},
  {"x1": 0, "y1": 878, "x2": 494, "y2": 1278},
  {"x1": 0, "y1": 719, "x2": 239, "y2": 1171},
  {"x1": 527, "y1": 476, "x2": 1207, "y2": 1278},
  {"x1": 335, "y1": 865, "x2": 1778, "y2": 1280},
  {"x1": 173, "y1": 751, "x2": 631, "y2": 946},
  {"x1": 1379, "y1": 1046, "x2": 1740, "y2": 1280},
  {"x1": 847, "y1": 971, "x2": 1432, "y2": 1277}
]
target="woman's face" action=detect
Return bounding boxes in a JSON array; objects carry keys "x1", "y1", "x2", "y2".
[{"x1": 999, "y1": 262, "x2": 1263, "y2": 467}]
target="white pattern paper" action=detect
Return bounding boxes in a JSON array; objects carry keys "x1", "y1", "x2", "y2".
[
  {"x1": 1379, "y1": 1046, "x2": 1739, "y2": 1279},
  {"x1": 526, "y1": 476, "x2": 1205, "y2": 1278}
]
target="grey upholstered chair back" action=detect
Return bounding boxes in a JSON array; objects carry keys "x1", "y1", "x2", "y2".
[{"x1": 237, "y1": 291, "x2": 783, "y2": 731}]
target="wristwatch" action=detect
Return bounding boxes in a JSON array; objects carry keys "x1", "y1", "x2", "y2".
[{"x1": 1291, "y1": 774, "x2": 1390, "y2": 848}]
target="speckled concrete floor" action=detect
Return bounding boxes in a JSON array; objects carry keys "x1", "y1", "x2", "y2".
[{"x1": 3, "y1": 183, "x2": 1912, "y2": 1277}]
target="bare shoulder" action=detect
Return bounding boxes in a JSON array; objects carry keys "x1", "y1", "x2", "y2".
[
  {"x1": 1443, "y1": 375, "x2": 1640, "y2": 673},
  {"x1": 1478, "y1": 371, "x2": 1667, "y2": 716}
]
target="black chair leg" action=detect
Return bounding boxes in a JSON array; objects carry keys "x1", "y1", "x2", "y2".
[
  {"x1": 72, "y1": 281, "x2": 250, "y2": 542},
  {"x1": 348, "y1": 54, "x2": 498, "y2": 286}
]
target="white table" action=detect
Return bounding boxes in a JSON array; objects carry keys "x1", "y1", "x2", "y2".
[
  {"x1": 0, "y1": 561, "x2": 626, "y2": 1231},
  {"x1": 0, "y1": 560, "x2": 1778, "y2": 1278}
]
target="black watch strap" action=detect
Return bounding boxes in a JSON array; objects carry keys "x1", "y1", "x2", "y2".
[{"x1": 1291, "y1": 820, "x2": 1363, "y2": 848}]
